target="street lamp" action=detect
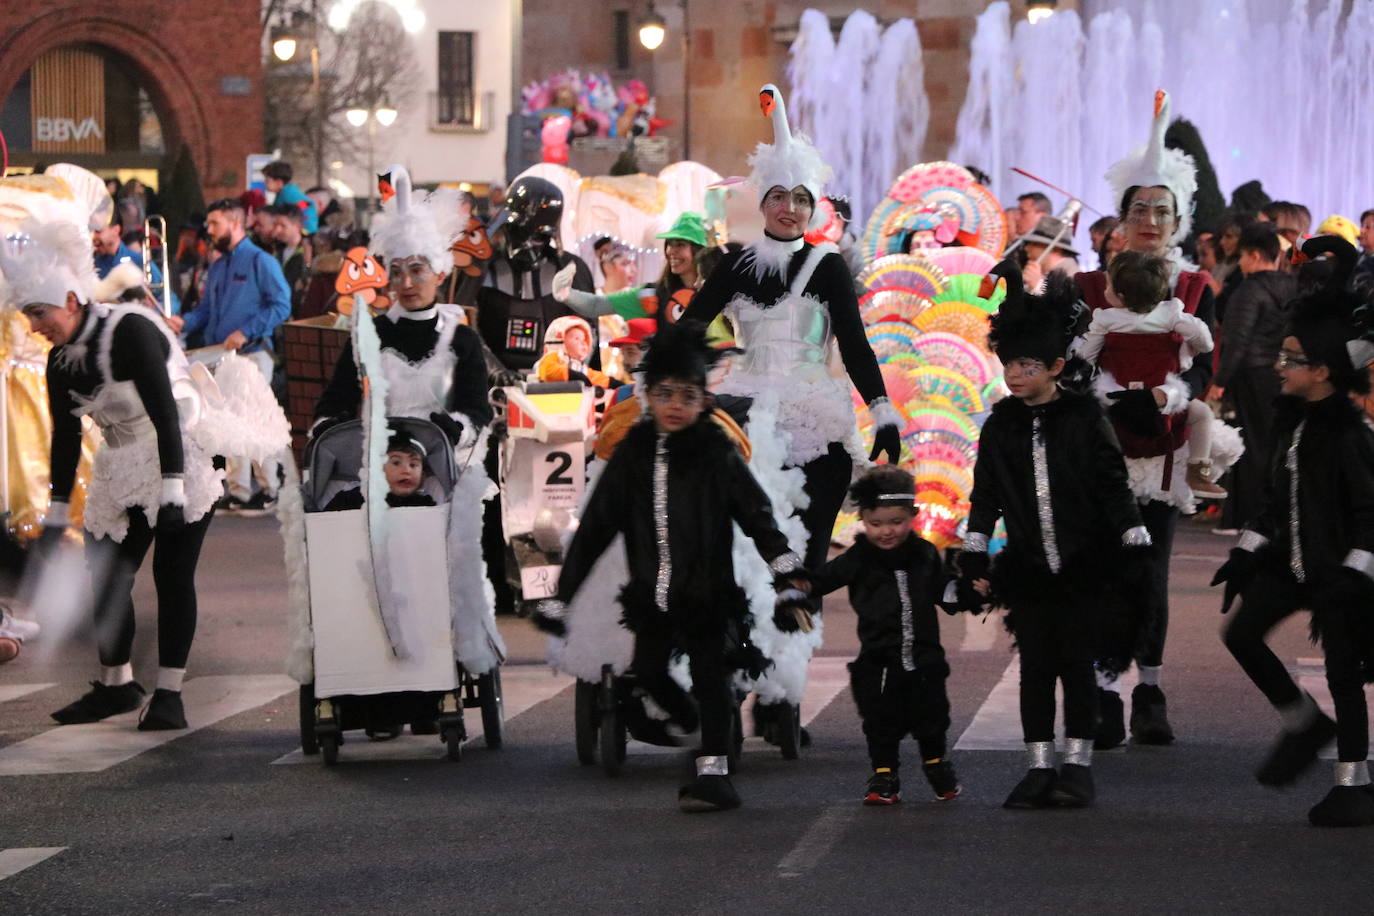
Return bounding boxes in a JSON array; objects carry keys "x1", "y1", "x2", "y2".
[
  {"x1": 345, "y1": 104, "x2": 398, "y2": 226},
  {"x1": 272, "y1": 34, "x2": 298, "y2": 62},
  {"x1": 1027, "y1": 0, "x2": 1057, "y2": 24},
  {"x1": 638, "y1": 8, "x2": 666, "y2": 50}
]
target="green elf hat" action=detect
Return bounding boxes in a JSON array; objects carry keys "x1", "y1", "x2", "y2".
[{"x1": 656, "y1": 211, "x2": 708, "y2": 248}]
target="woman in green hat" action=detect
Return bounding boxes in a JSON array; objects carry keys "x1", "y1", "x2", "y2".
[{"x1": 552, "y1": 211, "x2": 711, "y2": 325}]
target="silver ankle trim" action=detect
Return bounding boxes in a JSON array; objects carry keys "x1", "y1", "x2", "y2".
[
  {"x1": 1064, "y1": 737, "x2": 1093, "y2": 767},
  {"x1": 1335, "y1": 760, "x2": 1371, "y2": 787},
  {"x1": 696, "y1": 755, "x2": 729, "y2": 777},
  {"x1": 1026, "y1": 741, "x2": 1055, "y2": 769}
]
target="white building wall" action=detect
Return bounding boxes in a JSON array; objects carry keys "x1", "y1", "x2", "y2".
[{"x1": 339, "y1": 0, "x2": 513, "y2": 195}]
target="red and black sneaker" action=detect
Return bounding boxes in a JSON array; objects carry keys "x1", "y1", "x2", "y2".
[
  {"x1": 923, "y1": 759, "x2": 962, "y2": 801},
  {"x1": 864, "y1": 769, "x2": 901, "y2": 806}
]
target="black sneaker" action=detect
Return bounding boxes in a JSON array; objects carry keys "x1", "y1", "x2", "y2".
[
  {"x1": 923, "y1": 760, "x2": 961, "y2": 800},
  {"x1": 51, "y1": 681, "x2": 147, "y2": 725},
  {"x1": 1308, "y1": 786, "x2": 1374, "y2": 828},
  {"x1": 1095, "y1": 689, "x2": 1126, "y2": 749},
  {"x1": 1049, "y1": 764, "x2": 1096, "y2": 807},
  {"x1": 1129, "y1": 684, "x2": 1175, "y2": 744},
  {"x1": 678, "y1": 775, "x2": 741, "y2": 813},
  {"x1": 864, "y1": 770, "x2": 901, "y2": 806},
  {"x1": 1256, "y1": 714, "x2": 1337, "y2": 787},
  {"x1": 138, "y1": 688, "x2": 187, "y2": 731},
  {"x1": 1004, "y1": 768, "x2": 1058, "y2": 809},
  {"x1": 231, "y1": 492, "x2": 278, "y2": 519}
]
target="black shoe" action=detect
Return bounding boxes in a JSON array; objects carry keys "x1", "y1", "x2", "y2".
[
  {"x1": 1308, "y1": 786, "x2": 1374, "y2": 828},
  {"x1": 678, "y1": 774, "x2": 741, "y2": 813},
  {"x1": 138, "y1": 688, "x2": 187, "y2": 731},
  {"x1": 1049, "y1": 764, "x2": 1096, "y2": 807},
  {"x1": 51, "y1": 681, "x2": 147, "y2": 724},
  {"x1": 1004, "y1": 768, "x2": 1058, "y2": 809},
  {"x1": 1256, "y1": 714, "x2": 1337, "y2": 787},
  {"x1": 923, "y1": 760, "x2": 961, "y2": 800},
  {"x1": 1129, "y1": 684, "x2": 1175, "y2": 744},
  {"x1": 863, "y1": 770, "x2": 901, "y2": 806},
  {"x1": 1095, "y1": 689, "x2": 1126, "y2": 750}
]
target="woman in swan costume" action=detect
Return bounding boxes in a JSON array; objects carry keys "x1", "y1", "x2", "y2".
[{"x1": 284, "y1": 165, "x2": 504, "y2": 683}]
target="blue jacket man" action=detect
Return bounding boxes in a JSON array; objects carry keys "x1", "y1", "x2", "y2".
[
  {"x1": 92, "y1": 236, "x2": 181, "y2": 315},
  {"x1": 176, "y1": 200, "x2": 290, "y2": 357}
]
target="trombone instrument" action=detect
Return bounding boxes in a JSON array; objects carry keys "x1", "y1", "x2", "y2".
[{"x1": 143, "y1": 215, "x2": 173, "y2": 319}]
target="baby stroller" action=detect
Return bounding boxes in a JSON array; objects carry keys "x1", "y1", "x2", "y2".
[{"x1": 295, "y1": 417, "x2": 503, "y2": 765}]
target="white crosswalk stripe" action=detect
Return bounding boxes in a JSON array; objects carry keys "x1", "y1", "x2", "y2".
[
  {"x1": 0, "y1": 683, "x2": 57, "y2": 705},
  {"x1": 0, "y1": 847, "x2": 66, "y2": 881},
  {"x1": 271, "y1": 665, "x2": 574, "y2": 765},
  {"x1": 0, "y1": 675, "x2": 295, "y2": 777},
  {"x1": 954, "y1": 656, "x2": 1139, "y2": 751},
  {"x1": 1293, "y1": 656, "x2": 1374, "y2": 761}
]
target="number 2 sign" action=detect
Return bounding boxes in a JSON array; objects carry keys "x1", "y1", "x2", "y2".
[{"x1": 533, "y1": 443, "x2": 584, "y2": 509}]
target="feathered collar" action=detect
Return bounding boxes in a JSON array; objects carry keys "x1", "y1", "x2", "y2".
[
  {"x1": 386, "y1": 302, "x2": 438, "y2": 323},
  {"x1": 738, "y1": 232, "x2": 806, "y2": 285},
  {"x1": 52, "y1": 302, "x2": 103, "y2": 373}
]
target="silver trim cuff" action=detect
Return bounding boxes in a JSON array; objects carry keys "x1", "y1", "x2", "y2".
[
  {"x1": 1026, "y1": 741, "x2": 1055, "y2": 769},
  {"x1": 962, "y1": 532, "x2": 990, "y2": 554},
  {"x1": 535, "y1": 599, "x2": 567, "y2": 620},
  {"x1": 769, "y1": 551, "x2": 804, "y2": 575},
  {"x1": 1063, "y1": 737, "x2": 1093, "y2": 767},
  {"x1": 1121, "y1": 526, "x2": 1152, "y2": 548},
  {"x1": 866, "y1": 396, "x2": 903, "y2": 431},
  {"x1": 696, "y1": 755, "x2": 729, "y2": 777},
  {"x1": 1343, "y1": 549, "x2": 1374, "y2": 581},
  {"x1": 1335, "y1": 760, "x2": 1371, "y2": 787},
  {"x1": 1237, "y1": 530, "x2": 1269, "y2": 552}
]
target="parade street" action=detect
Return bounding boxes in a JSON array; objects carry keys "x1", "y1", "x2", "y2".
[{"x1": 0, "y1": 516, "x2": 1370, "y2": 914}]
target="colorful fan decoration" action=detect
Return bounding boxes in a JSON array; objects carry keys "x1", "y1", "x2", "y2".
[
  {"x1": 858, "y1": 255, "x2": 948, "y2": 301},
  {"x1": 913, "y1": 301, "x2": 992, "y2": 346},
  {"x1": 924, "y1": 246, "x2": 999, "y2": 279},
  {"x1": 861, "y1": 161, "x2": 1009, "y2": 263},
  {"x1": 905, "y1": 428, "x2": 979, "y2": 465},
  {"x1": 912, "y1": 331, "x2": 998, "y2": 387},
  {"x1": 931, "y1": 274, "x2": 1006, "y2": 312},
  {"x1": 865, "y1": 321, "x2": 922, "y2": 359},
  {"x1": 859, "y1": 288, "x2": 932, "y2": 325},
  {"x1": 909, "y1": 365, "x2": 984, "y2": 414}
]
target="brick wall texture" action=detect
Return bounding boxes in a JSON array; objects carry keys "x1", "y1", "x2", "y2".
[{"x1": 0, "y1": 1, "x2": 263, "y2": 200}]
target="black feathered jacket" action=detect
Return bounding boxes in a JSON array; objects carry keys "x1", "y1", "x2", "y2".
[
  {"x1": 967, "y1": 391, "x2": 1143, "y2": 596},
  {"x1": 1240, "y1": 393, "x2": 1374, "y2": 583},
  {"x1": 556, "y1": 417, "x2": 800, "y2": 637},
  {"x1": 811, "y1": 533, "x2": 951, "y2": 671}
]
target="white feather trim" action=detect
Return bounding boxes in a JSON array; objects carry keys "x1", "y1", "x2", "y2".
[
  {"x1": 93, "y1": 262, "x2": 145, "y2": 302},
  {"x1": 1156, "y1": 373, "x2": 1191, "y2": 415},
  {"x1": 867, "y1": 396, "x2": 902, "y2": 431},
  {"x1": 1208, "y1": 418, "x2": 1244, "y2": 473},
  {"x1": 738, "y1": 235, "x2": 805, "y2": 284},
  {"x1": 370, "y1": 165, "x2": 465, "y2": 275},
  {"x1": 279, "y1": 456, "x2": 315, "y2": 684},
  {"x1": 0, "y1": 217, "x2": 99, "y2": 308},
  {"x1": 190, "y1": 353, "x2": 292, "y2": 465},
  {"x1": 1124, "y1": 446, "x2": 1195, "y2": 512}
]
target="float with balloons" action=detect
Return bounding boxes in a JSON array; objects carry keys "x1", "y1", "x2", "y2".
[{"x1": 521, "y1": 71, "x2": 673, "y2": 164}]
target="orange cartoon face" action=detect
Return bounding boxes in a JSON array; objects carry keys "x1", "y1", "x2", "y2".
[
  {"x1": 336, "y1": 247, "x2": 388, "y2": 295},
  {"x1": 663, "y1": 288, "x2": 693, "y2": 324},
  {"x1": 451, "y1": 217, "x2": 493, "y2": 277}
]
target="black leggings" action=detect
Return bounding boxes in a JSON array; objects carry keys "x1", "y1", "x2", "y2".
[
  {"x1": 631, "y1": 621, "x2": 735, "y2": 758},
  {"x1": 849, "y1": 653, "x2": 950, "y2": 770},
  {"x1": 797, "y1": 441, "x2": 852, "y2": 570},
  {"x1": 1223, "y1": 570, "x2": 1368, "y2": 762},
  {"x1": 1136, "y1": 499, "x2": 1178, "y2": 668},
  {"x1": 1014, "y1": 600, "x2": 1099, "y2": 743},
  {"x1": 87, "y1": 506, "x2": 215, "y2": 671}
]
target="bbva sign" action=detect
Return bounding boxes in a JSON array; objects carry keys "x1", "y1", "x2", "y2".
[{"x1": 35, "y1": 117, "x2": 104, "y2": 142}]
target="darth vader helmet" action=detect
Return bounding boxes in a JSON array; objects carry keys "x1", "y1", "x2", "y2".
[{"x1": 488, "y1": 176, "x2": 563, "y2": 253}]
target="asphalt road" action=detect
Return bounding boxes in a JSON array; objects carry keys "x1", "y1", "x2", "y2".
[{"x1": 2, "y1": 514, "x2": 1372, "y2": 914}]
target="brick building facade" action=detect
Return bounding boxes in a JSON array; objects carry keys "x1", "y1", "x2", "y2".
[
  {"x1": 521, "y1": 0, "x2": 1076, "y2": 178},
  {"x1": 0, "y1": 1, "x2": 263, "y2": 201}
]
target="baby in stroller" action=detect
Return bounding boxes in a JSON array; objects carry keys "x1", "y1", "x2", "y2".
[{"x1": 324, "y1": 427, "x2": 442, "y2": 511}]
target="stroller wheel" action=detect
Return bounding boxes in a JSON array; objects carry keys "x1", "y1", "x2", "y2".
[
  {"x1": 729, "y1": 704, "x2": 744, "y2": 772},
  {"x1": 478, "y1": 670, "x2": 504, "y2": 750},
  {"x1": 599, "y1": 666, "x2": 626, "y2": 777},
  {"x1": 574, "y1": 680, "x2": 599, "y2": 765},
  {"x1": 319, "y1": 729, "x2": 340, "y2": 766},
  {"x1": 299, "y1": 684, "x2": 319, "y2": 756},
  {"x1": 441, "y1": 722, "x2": 465, "y2": 762}
]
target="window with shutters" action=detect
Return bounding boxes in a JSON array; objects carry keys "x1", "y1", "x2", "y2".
[{"x1": 436, "y1": 31, "x2": 475, "y2": 126}]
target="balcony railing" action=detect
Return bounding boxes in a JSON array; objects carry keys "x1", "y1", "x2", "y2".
[{"x1": 429, "y1": 90, "x2": 495, "y2": 133}]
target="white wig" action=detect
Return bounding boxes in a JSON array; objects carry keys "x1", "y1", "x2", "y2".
[{"x1": 0, "y1": 217, "x2": 99, "y2": 309}]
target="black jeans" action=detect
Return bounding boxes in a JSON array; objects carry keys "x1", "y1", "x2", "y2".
[
  {"x1": 631, "y1": 619, "x2": 734, "y2": 758},
  {"x1": 1220, "y1": 367, "x2": 1280, "y2": 531},
  {"x1": 848, "y1": 653, "x2": 950, "y2": 770},
  {"x1": 1224, "y1": 569, "x2": 1368, "y2": 762},
  {"x1": 87, "y1": 506, "x2": 215, "y2": 670},
  {"x1": 1136, "y1": 499, "x2": 1179, "y2": 668},
  {"x1": 1014, "y1": 600, "x2": 1099, "y2": 743}
]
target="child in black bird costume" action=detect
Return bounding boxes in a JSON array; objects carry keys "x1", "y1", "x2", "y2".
[{"x1": 957, "y1": 264, "x2": 1152, "y2": 809}]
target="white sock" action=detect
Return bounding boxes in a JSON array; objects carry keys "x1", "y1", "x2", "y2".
[
  {"x1": 157, "y1": 667, "x2": 186, "y2": 692},
  {"x1": 100, "y1": 663, "x2": 134, "y2": 686},
  {"x1": 1138, "y1": 665, "x2": 1162, "y2": 687},
  {"x1": 1096, "y1": 670, "x2": 1122, "y2": 692}
]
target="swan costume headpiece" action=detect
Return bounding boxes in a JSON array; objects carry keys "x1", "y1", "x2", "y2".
[
  {"x1": 370, "y1": 164, "x2": 465, "y2": 275},
  {"x1": 1104, "y1": 90, "x2": 1198, "y2": 244},
  {"x1": 747, "y1": 84, "x2": 833, "y2": 230}
]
